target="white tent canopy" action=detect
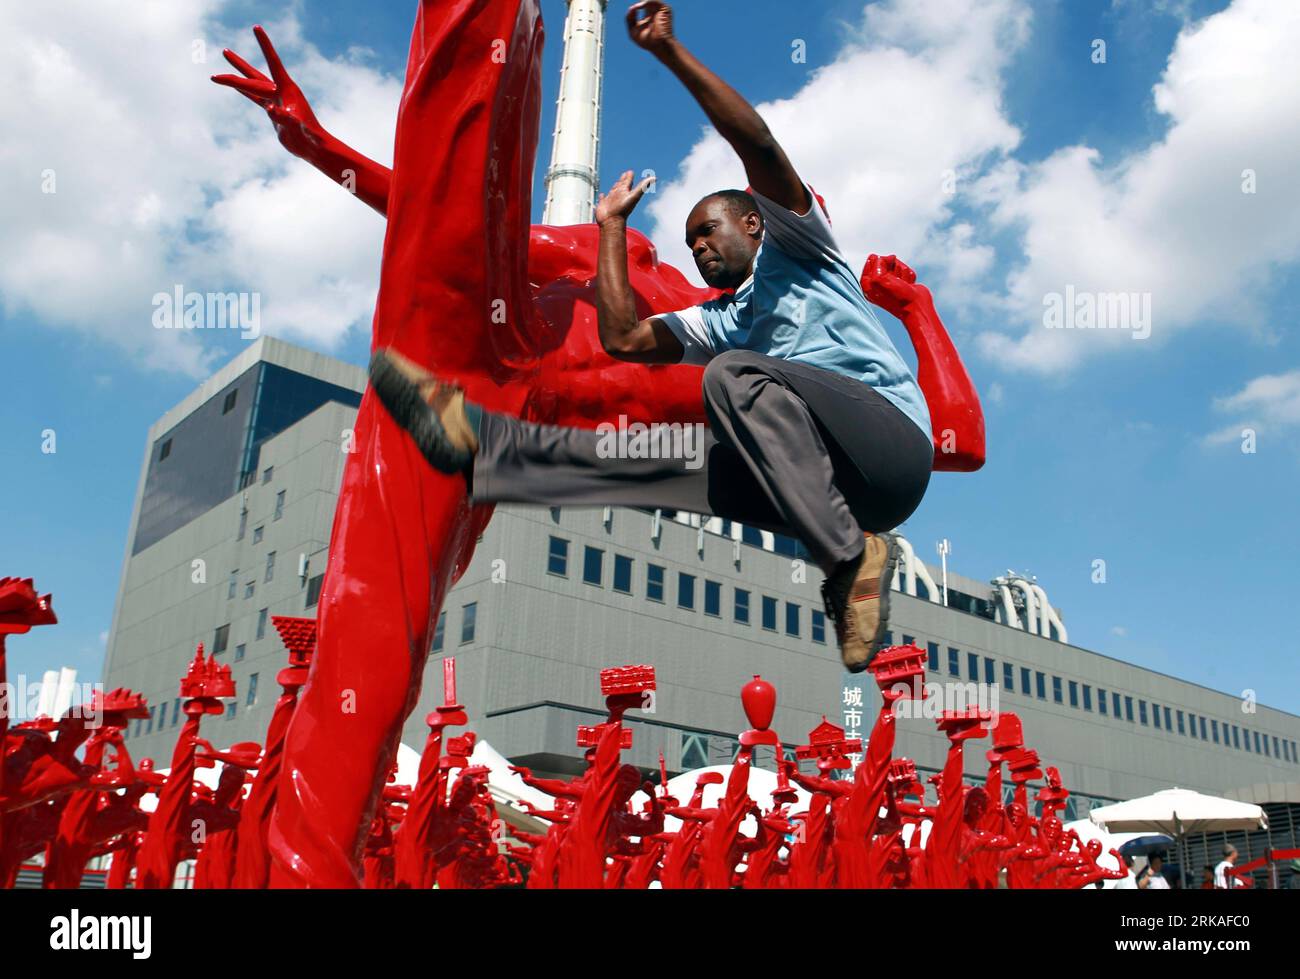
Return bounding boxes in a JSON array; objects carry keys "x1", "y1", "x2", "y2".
[
  {"x1": 1089, "y1": 788, "x2": 1268, "y2": 837},
  {"x1": 140, "y1": 737, "x2": 551, "y2": 835}
]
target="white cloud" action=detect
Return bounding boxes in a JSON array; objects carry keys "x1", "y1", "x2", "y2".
[
  {"x1": 0, "y1": 1, "x2": 399, "y2": 376},
  {"x1": 1204, "y1": 369, "x2": 1300, "y2": 445},
  {"x1": 979, "y1": 0, "x2": 1300, "y2": 371},
  {"x1": 643, "y1": 0, "x2": 1029, "y2": 308},
  {"x1": 643, "y1": 0, "x2": 1300, "y2": 379}
]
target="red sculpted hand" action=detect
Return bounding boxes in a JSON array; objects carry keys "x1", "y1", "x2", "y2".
[
  {"x1": 212, "y1": 26, "x2": 326, "y2": 161},
  {"x1": 861, "y1": 254, "x2": 932, "y2": 320}
]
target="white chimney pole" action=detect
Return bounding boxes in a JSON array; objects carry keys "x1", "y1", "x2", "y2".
[{"x1": 542, "y1": 0, "x2": 608, "y2": 225}]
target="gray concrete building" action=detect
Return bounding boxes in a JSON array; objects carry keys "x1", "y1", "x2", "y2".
[{"x1": 103, "y1": 338, "x2": 1300, "y2": 884}]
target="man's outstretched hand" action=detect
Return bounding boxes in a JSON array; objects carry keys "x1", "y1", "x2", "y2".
[
  {"x1": 861, "y1": 254, "x2": 932, "y2": 320},
  {"x1": 211, "y1": 26, "x2": 325, "y2": 160},
  {"x1": 626, "y1": 1, "x2": 675, "y2": 54},
  {"x1": 595, "y1": 170, "x2": 655, "y2": 226}
]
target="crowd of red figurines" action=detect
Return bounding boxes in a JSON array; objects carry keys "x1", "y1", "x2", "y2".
[{"x1": 1, "y1": 575, "x2": 1126, "y2": 889}]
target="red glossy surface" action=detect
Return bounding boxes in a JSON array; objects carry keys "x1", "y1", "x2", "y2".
[{"x1": 211, "y1": 0, "x2": 984, "y2": 887}]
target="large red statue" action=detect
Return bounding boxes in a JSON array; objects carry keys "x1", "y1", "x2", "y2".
[{"x1": 207, "y1": 0, "x2": 983, "y2": 887}]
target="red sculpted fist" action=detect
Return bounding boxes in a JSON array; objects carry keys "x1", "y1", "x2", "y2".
[{"x1": 862, "y1": 253, "x2": 932, "y2": 320}]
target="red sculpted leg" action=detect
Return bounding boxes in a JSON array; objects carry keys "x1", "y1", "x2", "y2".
[{"x1": 267, "y1": 0, "x2": 544, "y2": 887}]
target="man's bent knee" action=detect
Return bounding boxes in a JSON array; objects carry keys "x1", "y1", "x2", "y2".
[{"x1": 702, "y1": 349, "x2": 769, "y2": 404}]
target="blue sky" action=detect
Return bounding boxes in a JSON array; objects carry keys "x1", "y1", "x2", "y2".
[{"x1": 2, "y1": 0, "x2": 1298, "y2": 714}]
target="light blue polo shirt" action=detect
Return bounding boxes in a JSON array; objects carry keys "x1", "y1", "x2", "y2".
[{"x1": 658, "y1": 181, "x2": 932, "y2": 443}]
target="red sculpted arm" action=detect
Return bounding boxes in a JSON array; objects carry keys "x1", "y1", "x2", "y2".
[
  {"x1": 212, "y1": 26, "x2": 392, "y2": 216},
  {"x1": 861, "y1": 255, "x2": 985, "y2": 471}
]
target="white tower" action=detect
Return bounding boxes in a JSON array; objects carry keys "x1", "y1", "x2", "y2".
[{"x1": 542, "y1": 0, "x2": 608, "y2": 225}]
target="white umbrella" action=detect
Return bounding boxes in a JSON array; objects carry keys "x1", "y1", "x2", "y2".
[{"x1": 1089, "y1": 788, "x2": 1268, "y2": 887}]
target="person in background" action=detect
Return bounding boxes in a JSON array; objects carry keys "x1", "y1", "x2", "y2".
[
  {"x1": 1200, "y1": 865, "x2": 1216, "y2": 889},
  {"x1": 1214, "y1": 845, "x2": 1240, "y2": 889},
  {"x1": 1143, "y1": 853, "x2": 1170, "y2": 889},
  {"x1": 1286, "y1": 858, "x2": 1300, "y2": 890}
]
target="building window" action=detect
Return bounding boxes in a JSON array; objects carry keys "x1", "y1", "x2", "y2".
[
  {"x1": 1082, "y1": 685, "x2": 1092, "y2": 711},
  {"x1": 1125, "y1": 696, "x2": 1134, "y2": 722},
  {"x1": 265, "y1": 551, "x2": 276, "y2": 583},
  {"x1": 646, "y1": 564, "x2": 665, "y2": 603},
  {"x1": 967, "y1": 653, "x2": 979, "y2": 682},
  {"x1": 158, "y1": 438, "x2": 172, "y2": 462},
  {"x1": 222, "y1": 390, "x2": 238, "y2": 415},
  {"x1": 306, "y1": 573, "x2": 324, "y2": 608},
  {"x1": 613, "y1": 554, "x2": 633, "y2": 594},
  {"x1": 949, "y1": 648, "x2": 960, "y2": 677},
  {"x1": 1003, "y1": 662, "x2": 1014, "y2": 692},
  {"x1": 1068, "y1": 681, "x2": 1078, "y2": 708},
  {"x1": 761, "y1": 596, "x2": 777, "y2": 631},
  {"x1": 253, "y1": 525, "x2": 264, "y2": 544},
  {"x1": 1198, "y1": 716, "x2": 1207, "y2": 740},
  {"x1": 1050, "y1": 676, "x2": 1062, "y2": 704},
  {"x1": 1036, "y1": 672, "x2": 1046, "y2": 700},
  {"x1": 926, "y1": 642, "x2": 939, "y2": 672},
  {"x1": 547, "y1": 536, "x2": 569, "y2": 576},
  {"x1": 704, "y1": 580, "x2": 721, "y2": 616},
  {"x1": 228, "y1": 572, "x2": 238, "y2": 600},
  {"x1": 256, "y1": 608, "x2": 268, "y2": 640},
  {"x1": 734, "y1": 588, "x2": 750, "y2": 624},
  {"x1": 173, "y1": 698, "x2": 180, "y2": 727},
  {"x1": 247, "y1": 673, "x2": 259, "y2": 706},
  {"x1": 678, "y1": 573, "x2": 696, "y2": 610},
  {"x1": 1253, "y1": 731, "x2": 1261, "y2": 753},
  {"x1": 244, "y1": 580, "x2": 255, "y2": 599},
  {"x1": 431, "y1": 612, "x2": 446, "y2": 652},
  {"x1": 785, "y1": 602, "x2": 799, "y2": 637},
  {"x1": 235, "y1": 643, "x2": 245, "y2": 663},
  {"x1": 1021, "y1": 668, "x2": 1032, "y2": 696},
  {"x1": 262, "y1": 466, "x2": 273, "y2": 485},
  {"x1": 157, "y1": 701, "x2": 167, "y2": 729},
  {"x1": 273, "y1": 490, "x2": 286, "y2": 520},
  {"x1": 213, "y1": 624, "x2": 230, "y2": 655},
  {"x1": 583, "y1": 546, "x2": 604, "y2": 586},
  {"x1": 460, "y1": 602, "x2": 477, "y2": 644},
  {"x1": 984, "y1": 658, "x2": 995, "y2": 686},
  {"x1": 237, "y1": 508, "x2": 247, "y2": 541},
  {"x1": 902, "y1": 635, "x2": 914, "y2": 648},
  {"x1": 1176, "y1": 710, "x2": 1185, "y2": 735},
  {"x1": 1211, "y1": 719, "x2": 1219, "y2": 744},
  {"x1": 1139, "y1": 701, "x2": 1148, "y2": 725},
  {"x1": 1112, "y1": 692, "x2": 1122, "y2": 718},
  {"x1": 882, "y1": 631, "x2": 893, "y2": 648},
  {"x1": 811, "y1": 610, "x2": 826, "y2": 644},
  {"x1": 1231, "y1": 725, "x2": 1240, "y2": 749},
  {"x1": 227, "y1": 701, "x2": 237, "y2": 719},
  {"x1": 1152, "y1": 704, "x2": 1161, "y2": 729},
  {"x1": 1098, "y1": 688, "x2": 1108, "y2": 715}
]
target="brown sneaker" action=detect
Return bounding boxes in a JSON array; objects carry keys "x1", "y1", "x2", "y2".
[
  {"x1": 820, "y1": 531, "x2": 900, "y2": 673},
  {"x1": 369, "y1": 349, "x2": 481, "y2": 473}
]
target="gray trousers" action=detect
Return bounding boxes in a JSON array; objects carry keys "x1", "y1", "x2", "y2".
[{"x1": 470, "y1": 349, "x2": 933, "y2": 576}]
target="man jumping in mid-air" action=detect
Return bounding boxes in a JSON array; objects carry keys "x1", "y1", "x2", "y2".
[{"x1": 370, "y1": 0, "x2": 934, "y2": 672}]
